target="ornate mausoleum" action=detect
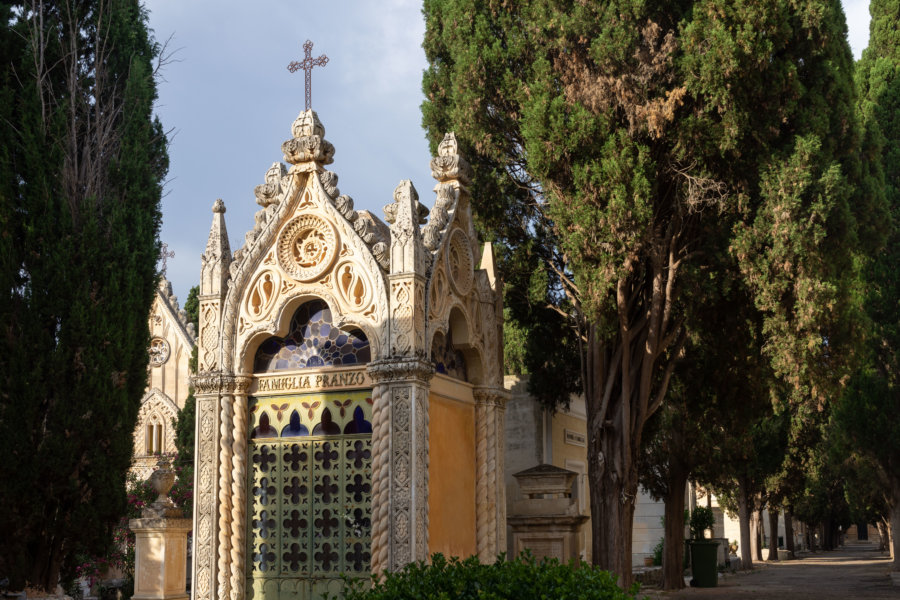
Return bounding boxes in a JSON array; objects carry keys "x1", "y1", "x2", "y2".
[
  {"x1": 133, "y1": 279, "x2": 196, "y2": 479},
  {"x1": 191, "y1": 110, "x2": 507, "y2": 600}
]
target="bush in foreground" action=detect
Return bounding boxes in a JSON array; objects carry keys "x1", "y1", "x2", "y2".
[{"x1": 340, "y1": 553, "x2": 642, "y2": 600}]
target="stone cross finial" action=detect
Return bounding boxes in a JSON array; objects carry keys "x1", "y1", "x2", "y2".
[
  {"x1": 159, "y1": 242, "x2": 175, "y2": 276},
  {"x1": 287, "y1": 40, "x2": 329, "y2": 110}
]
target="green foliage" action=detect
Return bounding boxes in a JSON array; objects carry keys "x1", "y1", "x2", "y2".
[
  {"x1": 689, "y1": 507, "x2": 715, "y2": 540},
  {"x1": 184, "y1": 285, "x2": 200, "y2": 332},
  {"x1": 652, "y1": 539, "x2": 664, "y2": 566},
  {"x1": 339, "y1": 554, "x2": 641, "y2": 600},
  {"x1": 844, "y1": 0, "x2": 900, "y2": 508},
  {"x1": 173, "y1": 391, "x2": 196, "y2": 468},
  {"x1": 0, "y1": 0, "x2": 168, "y2": 589}
]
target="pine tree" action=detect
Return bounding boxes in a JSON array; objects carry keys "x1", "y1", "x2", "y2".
[
  {"x1": 0, "y1": 0, "x2": 168, "y2": 590},
  {"x1": 422, "y1": 0, "x2": 875, "y2": 584}
]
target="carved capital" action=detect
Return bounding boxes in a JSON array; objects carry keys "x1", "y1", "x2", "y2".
[
  {"x1": 473, "y1": 387, "x2": 509, "y2": 408},
  {"x1": 367, "y1": 358, "x2": 434, "y2": 385},
  {"x1": 222, "y1": 374, "x2": 253, "y2": 395},
  {"x1": 192, "y1": 372, "x2": 224, "y2": 395}
]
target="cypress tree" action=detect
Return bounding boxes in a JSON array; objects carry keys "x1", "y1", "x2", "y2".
[
  {"x1": 0, "y1": 0, "x2": 168, "y2": 590},
  {"x1": 422, "y1": 0, "x2": 876, "y2": 584},
  {"x1": 843, "y1": 0, "x2": 900, "y2": 571}
]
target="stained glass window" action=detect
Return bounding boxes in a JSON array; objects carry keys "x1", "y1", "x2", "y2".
[
  {"x1": 254, "y1": 300, "x2": 371, "y2": 372},
  {"x1": 431, "y1": 330, "x2": 468, "y2": 382}
]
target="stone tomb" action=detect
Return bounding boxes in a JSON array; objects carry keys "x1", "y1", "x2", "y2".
[{"x1": 191, "y1": 110, "x2": 507, "y2": 600}]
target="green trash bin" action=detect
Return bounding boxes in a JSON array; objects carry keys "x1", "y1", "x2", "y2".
[{"x1": 689, "y1": 540, "x2": 719, "y2": 587}]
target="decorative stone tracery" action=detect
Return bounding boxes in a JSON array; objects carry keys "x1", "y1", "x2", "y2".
[{"x1": 192, "y1": 109, "x2": 504, "y2": 600}]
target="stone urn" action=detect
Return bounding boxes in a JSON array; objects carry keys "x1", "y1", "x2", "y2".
[{"x1": 145, "y1": 456, "x2": 181, "y2": 518}]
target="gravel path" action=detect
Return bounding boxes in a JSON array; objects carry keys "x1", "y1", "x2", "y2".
[{"x1": 642, "y1": 543, "x2": 898, "y2": 599}]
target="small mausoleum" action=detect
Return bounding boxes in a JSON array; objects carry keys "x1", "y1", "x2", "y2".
[
  {"x1": 133, "y1": 278, "x2": 196, "y2": 479},
  {"x1": 191, "y1": 109, "x2": 507, "y2": 600}
]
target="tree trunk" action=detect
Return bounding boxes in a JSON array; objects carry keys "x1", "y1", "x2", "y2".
[
  {"x1": 767, "y1": 506, "x2": 779, "y2": 561},
  {"x1": 737, "y1": 482, "x2": 753, "y2": 570},
  {"x1": 877, "y1": 517, "x2": 890, "y2": 554},
  {"x1": 822, "y1": 519, "x2": 835, "y2": 550},
  {"x1": 589, "y1": 420, "x2": 638, "y2": 588},
  {"x1": 891, "y1": 482, "x2": 900, "y2": 571},
  {"x1": 755, "y1": 508, "x2": 764, "y2": 562},
  {"x1": 662, "y1": 466, "x2": 688, "y2": 590},
  {"x1": 784, "y1": 509, "x2": 795, "y2": 553}
]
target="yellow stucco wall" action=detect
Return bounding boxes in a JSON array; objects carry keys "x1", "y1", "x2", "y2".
[{"x1": 428, "y1": 376, "x2": 477, "y2": 559}]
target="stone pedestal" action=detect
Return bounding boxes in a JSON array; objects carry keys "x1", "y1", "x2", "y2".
[
  {"x1": 129, "y1": 517, "x2": 192, "y2": 600},
  {"x1": 507, "y1": 464, "x2": 588, "y2": 562}
]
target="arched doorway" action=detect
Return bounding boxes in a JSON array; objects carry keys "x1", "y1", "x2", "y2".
[{"x1": 247, "y1": 300, "x2": 373, "y2": 600}]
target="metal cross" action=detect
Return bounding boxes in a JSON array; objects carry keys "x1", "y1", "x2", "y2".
[
  {"x1": 159, "y1": 242, "x2": 175, "y2": 275},
  {"x1": 287, "y1": 40, "x2": 329, "y2": 110}
]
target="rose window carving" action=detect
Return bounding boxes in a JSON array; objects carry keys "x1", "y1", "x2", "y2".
[
  {"x1": 149, "y1": 337, "x2": 170, "y2": 366},
  {"x1": 277, "y1": 215, "x2": 339, "y2": 282},
  {"x1": 446, "y1": 228, "x2": 474, "y2": 297}
]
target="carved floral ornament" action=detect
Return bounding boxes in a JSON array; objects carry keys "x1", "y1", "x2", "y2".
[
  {"x1": 277, "y1": 214, "x2": 339, "y2": 282},
  {"x1": 446, "y1": 228, "x2": 474, "y2": 297},
  {"x1": 149, "y1": 337, "x2": 170, "y2": 366}
]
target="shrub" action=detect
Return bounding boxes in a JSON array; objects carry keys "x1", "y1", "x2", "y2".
[
  {"x1": 689, "y1": 507, "x2": 715, "y2": 540},
  {"x1": 652, "y1": 539, "x2": 663, "y2": 566},
  {"x1": 339, "y1": 553, "x2": 642, "y2": 600}
]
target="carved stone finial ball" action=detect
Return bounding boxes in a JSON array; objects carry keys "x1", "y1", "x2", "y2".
[{"x1": 212, "y1": 198, "x2": 226, "y2": 214}]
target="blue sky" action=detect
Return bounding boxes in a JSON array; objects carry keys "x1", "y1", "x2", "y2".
[{"x1": 145, "y1": 0, "x2": 873, "y2": 305}]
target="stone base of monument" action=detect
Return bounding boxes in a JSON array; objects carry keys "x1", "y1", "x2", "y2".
[
  {"x1": 128, "y1": 457, "x2": 192, "y2": 600},
  {"x1": 129, "y1": 517, "x2": 192, "y2": 600},
  {"x1": 507, "y1": 464, "x2": 589, "y2": 563}
]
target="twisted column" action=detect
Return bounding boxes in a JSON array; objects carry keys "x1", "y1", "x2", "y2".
[
  {"x1": 473, "y1": 387, "x2": 509, "y2": 562},
  {"x1": 368, "y1": 384, "x2": 390, "y2": 575},
  {"x1": 474, "y1": 397, "x2": 490, "y2": 561},
  {"x1": 216, "y1": 392, "x2": 234, "y2": 600},
  {"x1": 367, "y1": 358, "x2": 433, "y2": 574},
  {"x1": 229, "y1": 377, "x2": 252, "y2": 600}
]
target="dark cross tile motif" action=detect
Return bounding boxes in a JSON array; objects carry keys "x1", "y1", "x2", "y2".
[
  {"x1": 283, "y1": 509, "x2": 308, "y2": 539},
  {"x1": 345, "y1": 473, "x2": 370, "y2": 502},
  {"x1": 314, "y1": 508, "x2": 339, "y2": 537},
  {"x1": 253, "y1": 477, "x2": 277, "y2": 506},
  {"x1": 314, "y1": 542, "x2": 339, "y2": 571},
  {"x1": 253, "y1": 543, "x2": 276, "y2": 572},
  {"x1": 283, "y1": 476, "x2": 307, "y2": 504},
  {"x1": 314, "y1": 474, "x2": 338, "y2": 503},
  {"x1": 252, "y1": 510, "x2": 277, "y2": 539},
  {"x1": 284, "y1": 444, "x2": 307, "y2": 472},
  {"x1": 315, "y1": 442, "x2": 338, "y2": 470},
  {"x1": 283, "y1": 542, "x2": 307, "y2": 573},
  {"x1": 346, "y1": 440, "x2": 371, "y2": 468},
  {"x1": 252, "y1": 445, "x2": 277, "y2": 472},
  {"x1": 344, "y1": 507, "x2": 371, "y2": 538},
  {"x1": 345, "y1": 542, "x2": 371, "y2": 572}
]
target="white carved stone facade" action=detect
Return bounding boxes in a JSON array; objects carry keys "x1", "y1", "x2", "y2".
[
  {"x1": 133, "y1": 280, "x2": 197, "y2": 480},
  {"x1": 191, "y1": 110, "x2": 506, "y2": 600}
]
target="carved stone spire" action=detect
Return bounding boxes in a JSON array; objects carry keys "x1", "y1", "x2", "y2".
[
  {"x1": 383, "y1": 180, "x2": 429, "y2": 276},
  {"x1": 281, "y1": 110, "x2": 335, "y2": 173},
  {"x1": 201, "y1": 199, "x2": 232, "y2": 297}
]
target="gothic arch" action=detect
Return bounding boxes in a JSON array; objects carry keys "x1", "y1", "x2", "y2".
[{"x1": 134, "y1": 388, "x2": 179, "y2": 457}]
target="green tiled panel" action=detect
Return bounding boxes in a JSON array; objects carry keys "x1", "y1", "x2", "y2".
[{"x1": 248, "y1": 392, "x2": 372, "y2": 600}]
